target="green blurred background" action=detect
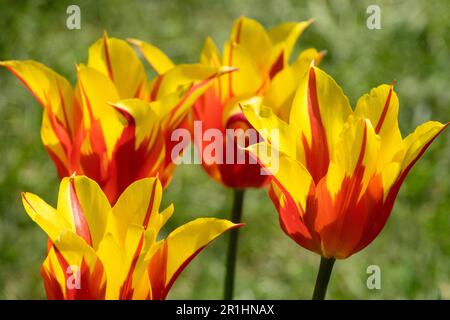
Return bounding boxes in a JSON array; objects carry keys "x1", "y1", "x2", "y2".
[{"x1": 0, "y1": 0, "x2": 448, "y2": 299}]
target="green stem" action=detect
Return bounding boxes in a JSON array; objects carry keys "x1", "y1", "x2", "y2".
[
  {"x1": 312, "y1": 257, "x2": 335, "y2": 300},
  {"x1": 223, "y1": 189, "x2": 245, "y2": 300}
]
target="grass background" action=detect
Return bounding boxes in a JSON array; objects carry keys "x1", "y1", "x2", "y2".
[{"x1": 0, "y1": 0, "x2": 449, "y2": 299}]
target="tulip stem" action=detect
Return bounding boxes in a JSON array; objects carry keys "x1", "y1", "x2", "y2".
[
  {"x1": 312, "y1": 257, "x2": 335, "y2": 300},
  {"x1": 224, "y1": 188, "x2": 245, "y2": 300}
]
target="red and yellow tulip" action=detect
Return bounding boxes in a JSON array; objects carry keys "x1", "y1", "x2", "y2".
[
  {"x1": 243, "y1": 64, "x2": 448, "y2": 259},
  {"x1": 190, "y1": 16, "x2": 321, "y2": 188},
  {"x1": 22, "y1": 175, "x2": 239, "y2": 299},
  {"x1": 1, "y1": 34, "x2": 231, "y2": 204}
]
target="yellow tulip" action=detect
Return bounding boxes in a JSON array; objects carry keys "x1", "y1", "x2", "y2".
[
  {"x1": 22, "y1": 175, "x2": 240, "y2": 299},
  {"x1": 243, "y1": 64, "x2": 448, "y2": 259},
  {"x1": 1, "y1": 33, "x2": 232, "y2": 204}
]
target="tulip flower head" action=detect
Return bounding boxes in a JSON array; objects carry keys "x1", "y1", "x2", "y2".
[
  {"x1": 22, "y1": 175, "x2": 239, "y2": 299},
  {"x1": 243, "y1": 65, "x2": 448, "y2": 259},
  {"x1": 1, "y1": 33, "x2": 231, "y2": 203},
  {"x1": 190, "y1": 16, "x2": 323, "y2": 188}
]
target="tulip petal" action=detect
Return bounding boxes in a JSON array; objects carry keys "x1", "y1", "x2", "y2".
[
  {"x1": 0, "y1": 60, "x2": 74, "y2": 131},
  {"x1": 0, "y1": 60, "x2": 77, "y2": 175},
  {"x1": 40, "y1": 248, "x2": 66, "y2": 299},
  {"x1": 22, "y1": 192, "x2": 71, "y2": 242},
  {"x1": 242, "y1": 104, "x2": 297, "y2": 160},
  {"x1": 401, "y1": 121, "x2": 448, "y2": 175},
  {"x1": 57, "y1": 176, "x2": 110, "y2": 249},
  {"x1": 290, "y1": 66, "x2": 352, "y2": 182},
  {"x1": 247, "y1": 142, "x2": 314, "y2": 215},
  {"x1": 222, "y1": 41, "x2": 263, "y2": 97},
  {"x1": 148, "y1": 218, "x2": 239, "y2": 299},
  {"x1": 51, "y1": 231, "x2": 106, "y2": 299},
  {"x1": 112, "y1": 178, "x2": 173, "y2": 242},
  {"x1": 200, "y1": 37, "x2": 221, "y2": 67},
  {"x1": 229, "y1": 17, "x2": 271, "y2": 71},
  {"x1": 154, "y1": 65, "x2": 236, "y2": 130},
  {"x1": 332, "y1": 116, "x2": 381, "y2": 197},
  {"x1": 127, "y1": 38, "x2": 175, "y2": 75},
  {"x1": 264, "y1": 48, "x2": 322, "y2": 122},
  {"x1": 112, "y1": 99, "x2": 162, "y2": 149},
  {"x1": 88, "y1": 34, "x2": 147, "y2": 99},
  {"x1": 76, "y1": 65, "x2": 123, "y2": 159},
  {"x1": 355, "y1": 84, "x2": 404, "y2": 166},
  {"x1": 268, "y1": 20, "x2": 313, "y2": 69}
]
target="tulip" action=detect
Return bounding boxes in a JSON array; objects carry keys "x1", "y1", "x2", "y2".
[
  {"x1": 1, "y1": 33, "x2": 231, "y2": 204},
  {"x1": 22, "y1": 175, "x2": 240, "y2": 299},
  {"x1": 168, "y1": 16, "x2": 322, "y2": 299},
  {"x1": 243, "y1": 64, "x2": 448, "y2": 299},
  {"x1": 192, "y1": 16, "x2": 319, "y2": 189}
]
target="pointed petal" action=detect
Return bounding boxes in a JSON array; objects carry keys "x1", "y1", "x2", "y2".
[
  {"x1": 241, "y1": 103, "x2": 297, "y2": 160},
  {"x1": 264, "y1": 48, "x2": 322, "y2": 122},
  {"x1": 154, "y1": 65, "x2": 235, "y2": 130},
  {"x1": 88, "y1": 35, "x2": 147, "y2": 99},
  {"x1": 22, "y1": 192, "x2": 71, "y2": 242},
  {"x1": 229, "y1": 17, "x2": 271, "y2": 70},
  {"x1": 401, "y1": 121, "x2": 448, "y2": 175},
  {"x1": 290, "y1": 66, "x2": 352, "y2": 182},
  {"x1": 332, "y1": 116, "x2": 381, "y2": 197},
  {"x1": 57, "y1": 176, "x2": 110, "y2": 249},
  {"x1": 0, "y1": 60, "x2": 74, "y2": 130},
  {"x1": 112, "y1": 178, "x2": 173, "y2": 241},
  {"x1": 268, "y1": 20, "x2": 313, "y2": 67},
  {"x1": 76, "y1": 65, "x2": 123, "y2": 159},
  {"x1": 149, "y1": 218, "x2": 239, "y2": 299},
  {"x1": 200, "y1": 37, "x2": 221, "y2": 67},
  {"x1": 222, "y1": 41, "x2": 263, "y2": 97},
  {"x1": 127, "y1": 38, "x2": 174, "y2": 75},
  {"x1": 355, "y1": 84, "x2": 404, "y2": 166}
]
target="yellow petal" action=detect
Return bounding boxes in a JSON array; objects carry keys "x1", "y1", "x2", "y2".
[
  {"x1": 96, "y1": 233, "x2": 124, "y2": 299},
  {"x1": 159, "y1": 218, "x2": 238, "y2": 289},
  {"x1": 264, "y1": 48, "x2": 322, "y2": 122},
  {"x1": 111, "y1": 98, "x2": 162, "y2": 149},
  {"x1": 153, "y1": 65, "x2": 235, "y2": 130},
  {"x1": 247, "y1": 142, "x2": 313, "y2": 214},
  {"x1": 127, "y1": 38, "x2": 174, "y2": 75},
  {"x1": 268, "y1": 20, "x2": 313, "y2": 66},
  {"x1": 41, "y1": 246, "x2": 67, "y2": 298},
  {"x1": 22, "y1": 192, "x2": 71, "y2": 242},
  {"x1": 76, "y1": 65, "x2": 124, "y2": 159},
  {"x1": 52, "y1": 230, "x2": 106, "y2": 299},
  {"x1": 57, "y1": 176, "x2": 110, "y2": 249},
  {"x1": 88, "y1": 34, "x2": 147, "y2": 99},
  {"x1": 200, "y1": 37, "x2": 221, "y2": 67},
  {"x1": 0, "y1": 60, "x2": 75, "y2": 134},
  {"x1": 112, "y1": 178, "x2": 173, "y2": 243},
  {"x1": 290, "y1": 65, "x2": 352, "y2": 156},
  {"x1": 53, "y1": 230, "x2": 101, "y2": 271},
  {"x1": 355, "y1": 84, "x2": 404, "y2": 167},
  {"x1": 222, "y1": 41, "x2": 263, "y2": 97},
  {"x1": 241, "y1": 103, "x2": 297, "y2": 159},
  {"x1": 331, "y1": 116, "x2": 381, "y2": 198},
  {"x1": 401, "y1": 121, "x2": 449, "y2": 174},
  {"x1": 229, "y1": 17, "x2": 271, "y2": 70}
]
